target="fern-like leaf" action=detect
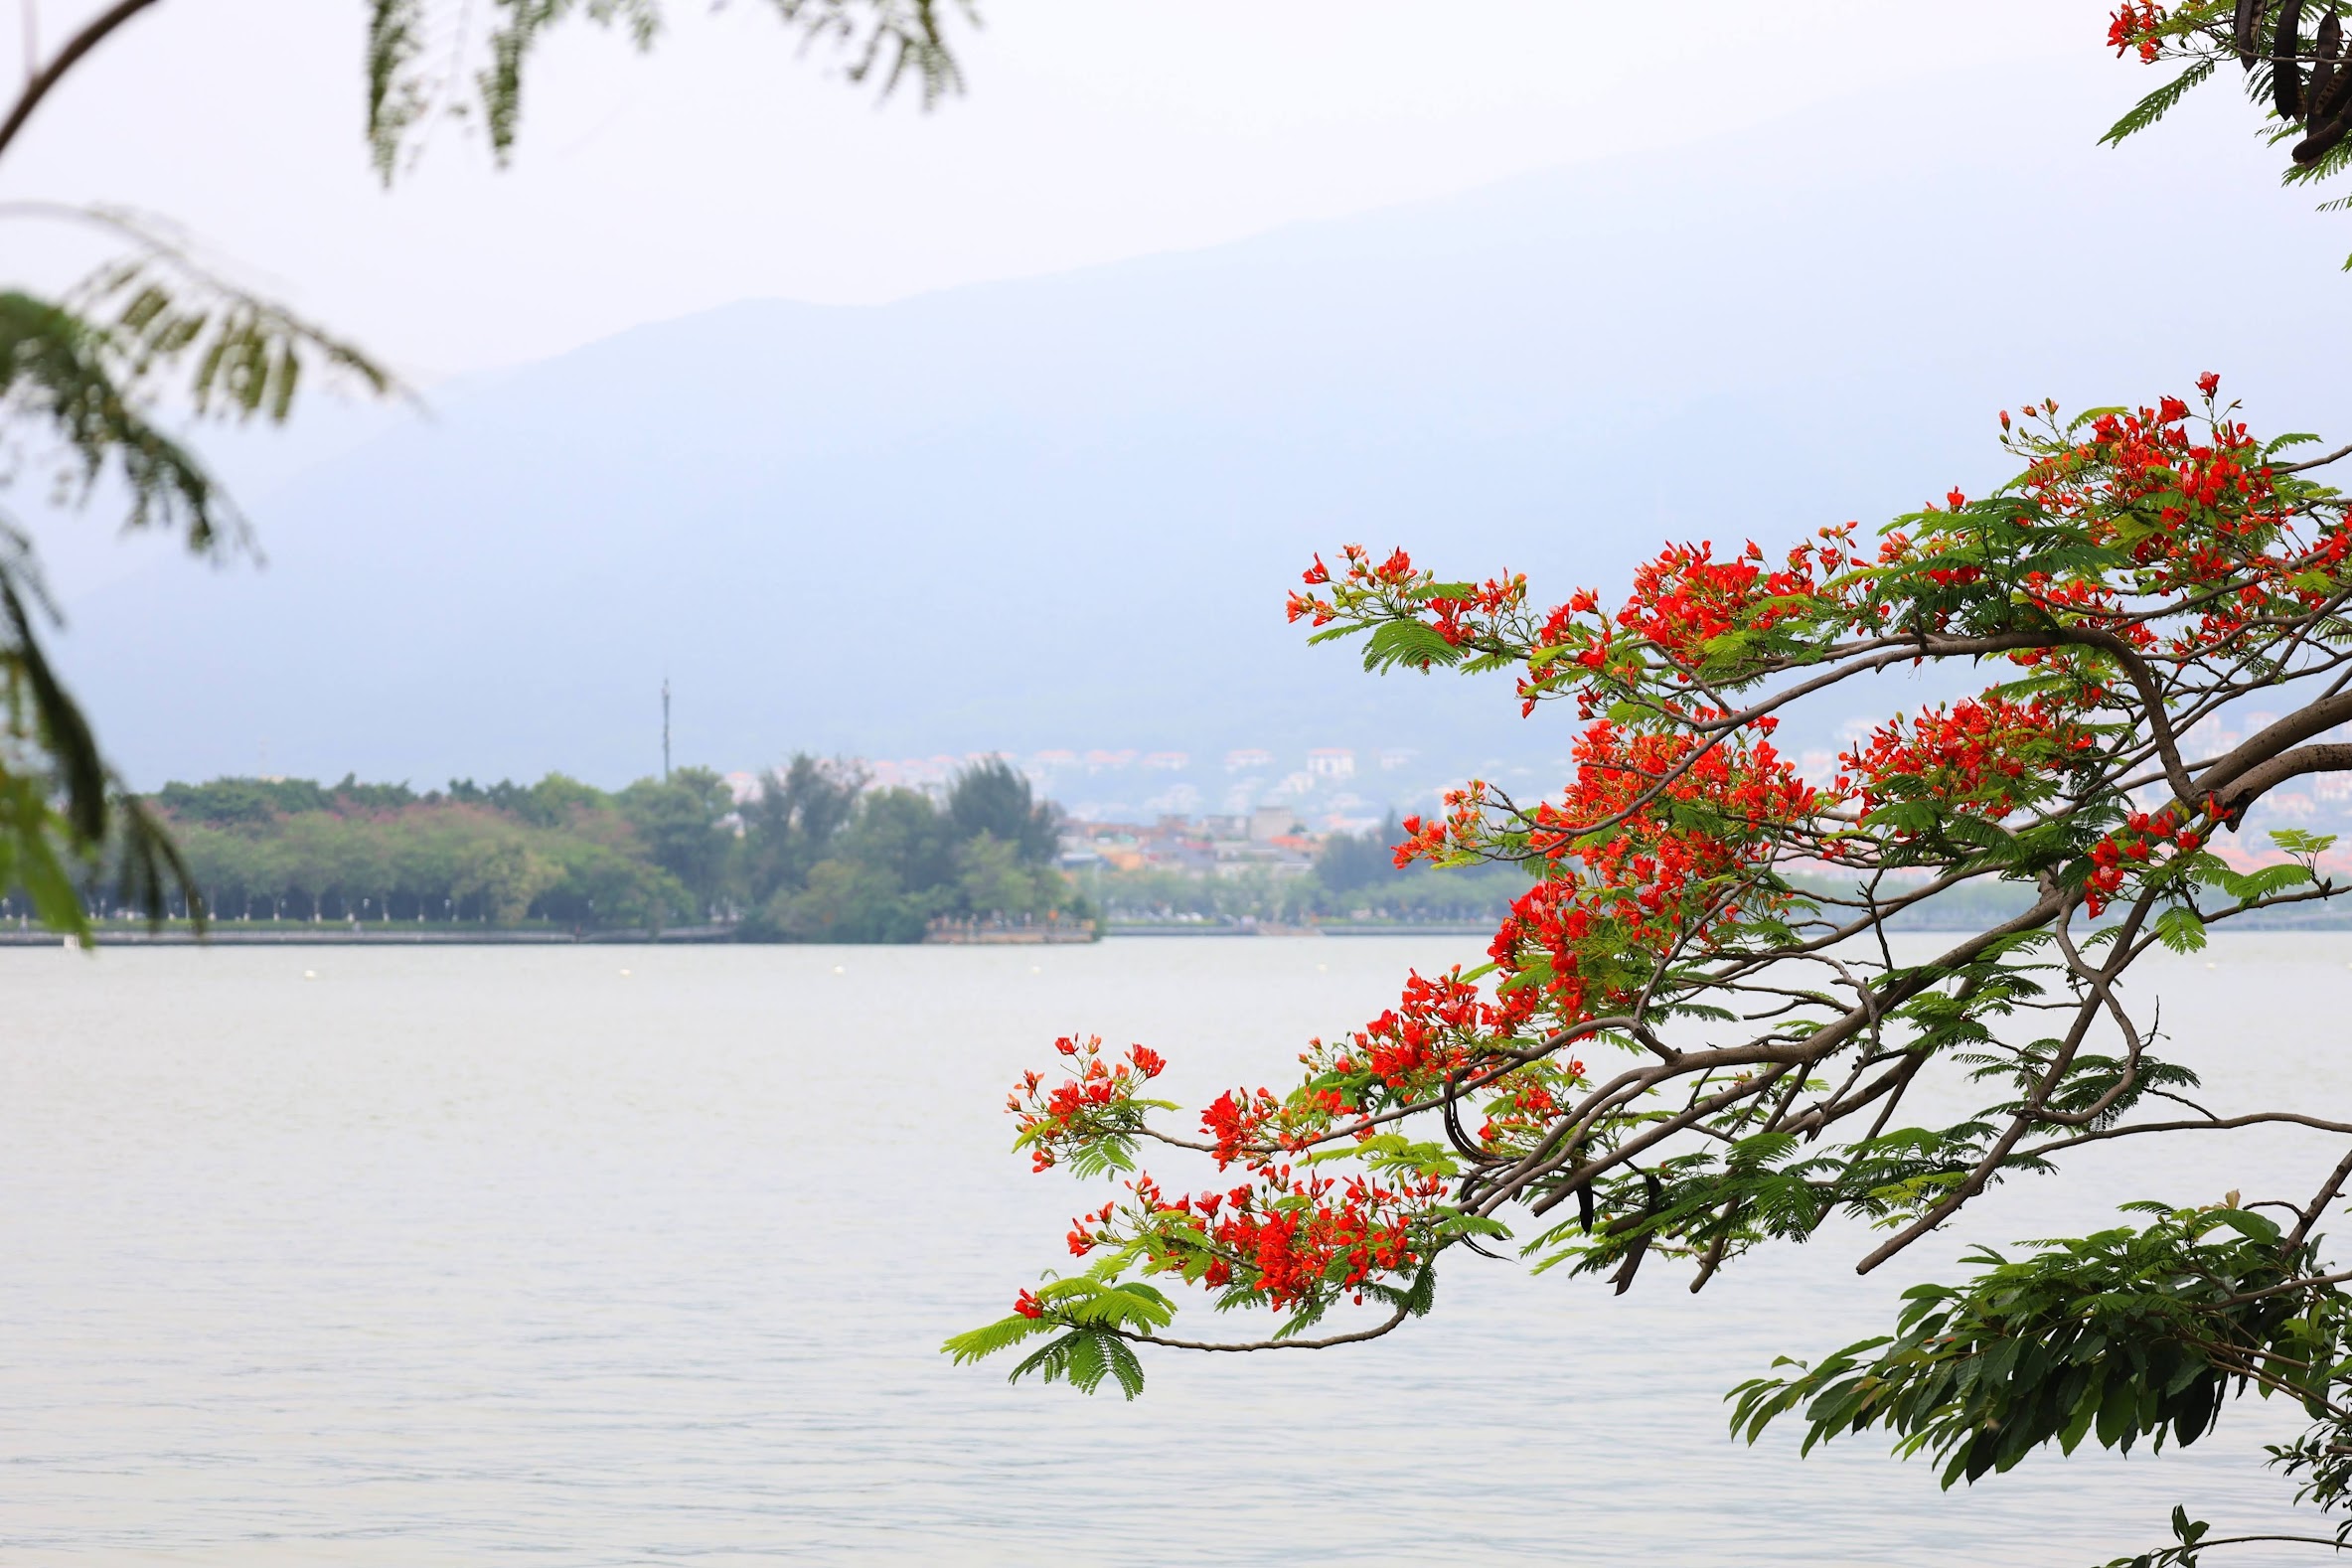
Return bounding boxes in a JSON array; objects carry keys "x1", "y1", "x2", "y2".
[{"x1": 2102, "y1": 58, "x2": 2217, "y2": 146}]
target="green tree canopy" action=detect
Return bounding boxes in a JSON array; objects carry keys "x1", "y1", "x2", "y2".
[
  {"x1": 733, "y1": 758, "x2": 1088, "y2": 939},
  {"x1": 741, "y1": 755, "x2": 865, "y2": 906},
  {"x1": 618, "y1": 767, "x2": 738, "y2": 917},
  {"x1": 947, "y1": 756, "x2": 1063, "y2": 865}
]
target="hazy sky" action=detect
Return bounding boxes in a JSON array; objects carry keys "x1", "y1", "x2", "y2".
[{"x1": 3, "y1": 0, "x2": 2125, "y2": 382}]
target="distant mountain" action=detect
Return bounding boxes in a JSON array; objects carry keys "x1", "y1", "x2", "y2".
[{"x1": 48, "y1": 63, "x2": 2352, "y2": 804}]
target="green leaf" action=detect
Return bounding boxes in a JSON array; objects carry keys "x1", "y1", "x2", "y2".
[
  {"x1": 1402, "y1": 1263, "x2": 1437, "y2": 1317},
  {"x1": 940, "y1": 1312, "x2": 1060, "y2": 1365},
  {"x1": 2099, "y1": 58, "x2": 2216, "y2": 146},
  {"x1": 2153, "y1": 905, "x2": 2206, "y2": 955},
  {"x1": 2210, "y1": 1206, "x2": 2281, "y2": 1245},
  {"x1": 1732, "y1": 1203, "x2": 2352, "y2": 1493},
  {"x1": 1102, "y1": 1333, "x2": 1146, "y2": 1399},
  {"x1": 1361, "y1": 619, "x2": 1463, "y2": 674}
]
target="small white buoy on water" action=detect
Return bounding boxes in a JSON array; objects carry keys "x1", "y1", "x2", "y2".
[
  {"x1": 618, "y1": 968, "x2": 632, "y2": 977},
  {"x1": 832, "y1": 964, "x2": 845, "y2": 974},
  {"x1": 302, "y1": 969, "x2": 318, "y2": 981}
]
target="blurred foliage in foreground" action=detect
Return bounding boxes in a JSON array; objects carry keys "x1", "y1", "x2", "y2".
[{"x1": 0, "y1": 0, "x2": 973, "y2": 943}]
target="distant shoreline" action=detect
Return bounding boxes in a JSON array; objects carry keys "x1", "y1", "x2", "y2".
[
  {"x1": 27, "y1": 917, "x2": 2350, "y2": 948},
  {"x1": 0, "y1": 926, "x2": 738, "y2": 947},
  {"x1": 0, "y1": 922, "x2": 1495, "y2": 946},
  {"x1": 1103, "y1": 922, "x2": 1496, "y2": 938}
]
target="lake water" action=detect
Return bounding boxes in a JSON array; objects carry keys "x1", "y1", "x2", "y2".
[{"x1": 4, "y1": 935, "x2": 2350, "y2": 1566}]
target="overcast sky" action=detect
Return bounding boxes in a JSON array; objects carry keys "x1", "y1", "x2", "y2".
[{"x1": 3, "y1": 0, "x2": 2128, "y2": 382}]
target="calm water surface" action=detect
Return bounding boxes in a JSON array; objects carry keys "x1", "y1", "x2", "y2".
[{"x1": 4, "y1": 935, "x2": 2350, "y2": 1565}]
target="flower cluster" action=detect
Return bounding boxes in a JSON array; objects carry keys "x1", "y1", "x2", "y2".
[
  {"x1": 1303, "y1": 966, "x2": 1546, "y2": 1110},
  {"x1": 2083, "y1": 806, "x2": 2206, "y2": 918},
  {"x1": 1287, "y1": 545, "x2": 1537, "y2": 674},
  {"x1": 1994, "y1": 381, "x2": 2349, "y2": 661},
  {"x1": 1201, "y1": 1084, "x2": 1288, "y2": 1167},
  {"x1": 1048, "y1": 1148, "x2": 1457, "y2": 1311},
  {"x1": 2107, "y1": 1, "x2": 2165, "y2": 61},
  {"x1": 1383, "y1": 721, "x2": 1806, "y2": 1057},
  {"x1": 1287, "y1": 544, "x2": 1431, "y2": 628},
  {"x1": 1142, "y1": 1166, "x2": 1449, "y2": 1308},
  {"x1": 1009, "y1": 1034, "x2": 1171, "y2": 1172},
  {"x1": 1521, "y1": 528, "x2": 1854, "y2": 707},
  {"x1": 1616, "y1": 539, "x2": 1817, "y2": 667},
  {"x1": 1836, "y1": 696, "x2": 2099, "y2": 826},
  {"x1": 1189, "y1": 964, "x2": 1561, "y2": 1175},
  {"x1": 1475, "y1": 1057, "x2": 1588, "y2": 1155},
  {"x1": 1013, "y1": 954, "x2": 1571, "y2": 1320},
  {"x1": 1393, "y1": 781, "x2": 1491, "y2": 869}
]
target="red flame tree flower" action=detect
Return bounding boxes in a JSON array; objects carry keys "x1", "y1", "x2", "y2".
[{"x1": 948, "y1": 381, "x2": 2352, "y2": 1562}]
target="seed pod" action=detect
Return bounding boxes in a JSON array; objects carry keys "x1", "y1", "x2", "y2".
[
  {"x1": 1609, "y1": 1229, "x2": 1649, "y2": 1295},
  {"x1": 2316, "y1": 12, "x2": 2352, "y2": 121},
  {"x1": 2313, "y1": 11, "x2": 2344, "y2": 118},
  {"x1": 2295, "y1": 108, "x2": 2352, "y2": 161},
  {"x1": 2278, "y1": 0, "x2": 2309, "y2": 119},
  {"x1": 2240, "y1": 0, "x2": 2267, "y2": 65}
]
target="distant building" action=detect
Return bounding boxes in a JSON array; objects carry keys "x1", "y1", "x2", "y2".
[
  {"x1": 1142, "y1": 751, "x2": 1190, "y2": 771},
  {"x1": 1225, "y1": 748, "x2": 1273, "y2": 772},
  {"x1": 1306, "y1": 748, "x2": 1355, "y2": 779},
  {"x1": 1250, "y1": 805, "x2": 1299, "y2": 842}
]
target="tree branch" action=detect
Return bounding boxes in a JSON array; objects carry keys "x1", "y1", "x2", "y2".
[{"x1": 0, "y1": 0, "x2": 164, "y2": 163}]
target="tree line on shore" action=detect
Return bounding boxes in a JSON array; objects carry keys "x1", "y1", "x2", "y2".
[
  {"x1": 6, "y1": 763, "x2": 1544, "y2": 937},
  {"x1": 56, "y1": 757, "x2": 1084, "y2": 940}
]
